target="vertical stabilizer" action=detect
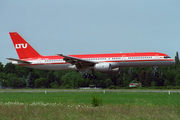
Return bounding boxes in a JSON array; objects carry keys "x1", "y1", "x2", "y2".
[{"x1": 9, "y1": 32, "x2": 41, "y2": 59}]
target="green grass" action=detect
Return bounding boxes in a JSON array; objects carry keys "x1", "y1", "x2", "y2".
[
  {"x1": 0, "y1": 92, "x2": 180, "y2": 106},
  {"x1": 1, "y1": 90, "x2": 180, "y2": 119}
]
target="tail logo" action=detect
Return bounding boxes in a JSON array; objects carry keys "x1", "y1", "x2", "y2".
[{"x1": 15, "y1": 43, "x2": 27, "y2": 49}]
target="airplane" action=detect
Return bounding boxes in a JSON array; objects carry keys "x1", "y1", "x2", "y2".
[{"x1": 7, "y1": 32, "x2": 175, "y2": 79}]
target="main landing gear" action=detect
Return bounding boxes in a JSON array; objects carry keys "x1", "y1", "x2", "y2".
[
  {"x1": 79, "y1": 68, "x2": 97, "y2": 80},
  {"x1": 83, "y1": 74, "x2": 96, "y2": 80},
  {"x1": 82, "y1": 70, "x2": 96, "y2": 80}
]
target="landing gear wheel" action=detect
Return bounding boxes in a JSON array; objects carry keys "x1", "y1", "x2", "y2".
[
  {"x1": 87, "y1": 74, "x2": 91, "y2": 78},
  {"x1": 83, "y1": 74, "x2": 87, "y2": 79},
  {"x1": 82, "y1": 71, "x2": 97, "y2": 80},
  {"x1": 87, "y1": 74, "x2": 92, "y2": 80}
]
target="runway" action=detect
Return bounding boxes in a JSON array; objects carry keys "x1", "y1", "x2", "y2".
[{"x1": 0, "y1": 89, "x2": 180, "y2": 93}]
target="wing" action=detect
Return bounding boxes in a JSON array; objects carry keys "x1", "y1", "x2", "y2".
[
  {"x1": 57, "y1": 54, "x2": 97, "y2": 69},
  {"x1": 6, "y1": 58, "x2": 31, "y2": 64}
]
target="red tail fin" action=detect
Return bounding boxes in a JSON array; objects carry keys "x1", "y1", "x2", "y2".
[{"x1": 9, "y1": 32, "x2": 41, "y2": 59}]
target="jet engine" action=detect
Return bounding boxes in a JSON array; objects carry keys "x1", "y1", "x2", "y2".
[{"x1": 93, "y1": 63, "x2": 111, "y2": 72}]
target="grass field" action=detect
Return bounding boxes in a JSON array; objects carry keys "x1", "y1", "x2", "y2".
[{"x1": 0, "y1": 90, "x2": 180, "y2": 119}]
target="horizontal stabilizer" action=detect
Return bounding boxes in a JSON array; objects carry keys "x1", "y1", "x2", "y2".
[{"x1": 6, "y1": 58, "x2": 31, "y2": 64}]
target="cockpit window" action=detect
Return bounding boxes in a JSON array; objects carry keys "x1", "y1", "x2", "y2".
[{"x1": 164, "y1": 56, "x2": 171, "y2": 58}]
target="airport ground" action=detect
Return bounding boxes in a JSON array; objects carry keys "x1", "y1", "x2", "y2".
[{"x1": 0, "y1": 89, "x2": 180, "y2": 119}]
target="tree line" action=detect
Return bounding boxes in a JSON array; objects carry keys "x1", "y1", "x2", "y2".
[{"x1": 0, "y1": 52, "x2": 180, "y2": 89}]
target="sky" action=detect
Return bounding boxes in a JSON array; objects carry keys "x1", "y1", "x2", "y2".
[{"x1": 0, "y1": 0, "x2": 180, "y2": 65}]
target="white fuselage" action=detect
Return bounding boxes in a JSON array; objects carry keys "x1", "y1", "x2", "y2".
[{"x1": 14, "y1": 55, "x2": 175, "y2": 71}]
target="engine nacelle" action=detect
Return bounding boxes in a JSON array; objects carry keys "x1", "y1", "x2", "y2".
[
  {"x1": 104, "y1": 68, "x2": 121, "y2": 74},
  {"x1": 94, "y1": 63, "x2": 111, "y2": 72}
]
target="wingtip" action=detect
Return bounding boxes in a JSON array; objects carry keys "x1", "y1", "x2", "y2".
[{"x1": 6, "y1": 58, "x2": 12, "y2": 60}]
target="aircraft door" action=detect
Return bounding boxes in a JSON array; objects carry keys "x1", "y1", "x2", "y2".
[
  {"x1": 122, "y1": 55, "x2": 126, "y2": 62},
  {"x1": 155, "y1": 54, "x2": 159, "y2": 61},
  {"x1": 38, "y1": 58, "x2": 41, "y2": 64}
]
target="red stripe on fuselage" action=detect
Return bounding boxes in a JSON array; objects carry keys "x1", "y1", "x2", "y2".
[{"x1": 22, "y1": 52, "x2": 170, "y2": 61}]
